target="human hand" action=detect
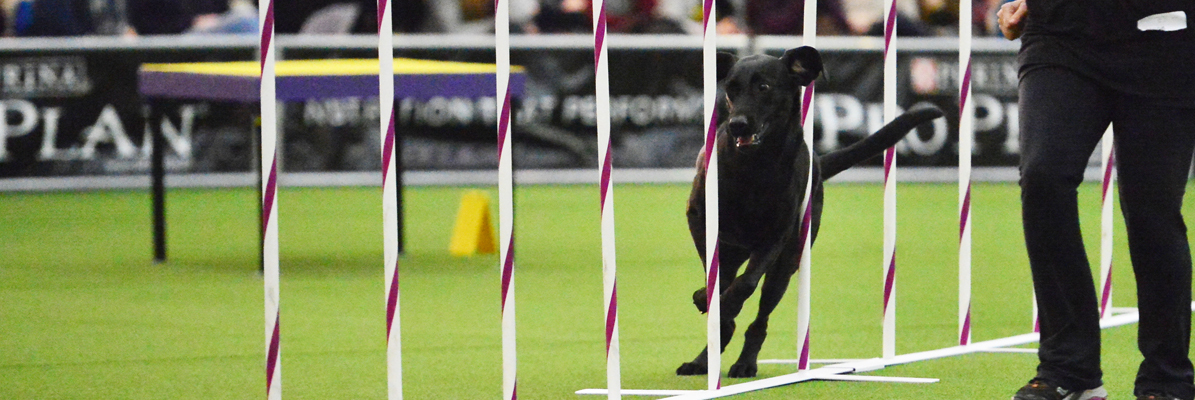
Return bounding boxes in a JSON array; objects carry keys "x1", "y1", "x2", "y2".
[
  {"x1": 191, "y1": 14, "x2": 221, "y2": 31},
  {"x1": 997, "y1": 0, "x2": 1028, "y2": 40},
  {"x1": 716, "y1": 18, "x2": 743, "y2": 35}
]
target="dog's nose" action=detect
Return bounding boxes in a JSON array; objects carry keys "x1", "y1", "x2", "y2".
[{"x1": 728, "y1": 116, "x2": 749, "y2": 136}]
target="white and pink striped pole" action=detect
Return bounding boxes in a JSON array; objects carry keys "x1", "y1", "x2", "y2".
[
  {"x1": 1098, "y1": 126, "x2": 1115, "y2": 320},
  {"x1": 495, "y1": 1, "x2": 517, "y2": 399},
  {"x1": 592, "y1": 0, "x2": 621, "y2": 398},
  {"x1": 794, "y1": 0, "x2": 817, "y2": 372},
  {"x1": 257, "y1": 0, "x2": 281, "y2": 398},
  {"x1": 701, "y1": 0, "x2": 720, "y2": 390},
  {"x1": 881, "y1": 0, "x2": 898, "y2": 361},
  {"x1": 957, "y1": 0, "x2": 974, "y2": 347},
  {"x1": 378, "y1": 0, "x2": 402, "y2": 398}
]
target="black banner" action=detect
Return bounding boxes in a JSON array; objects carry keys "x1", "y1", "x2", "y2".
[
  {"x1": 0, "y1": 40, "x2": 1021, "y2": 179},
  {"x1": 0, "y1": 47, "x2": 255, "y2": 178},
  {"x1": 286, "y1": 45, "x2": 1021, "y2": 172}
]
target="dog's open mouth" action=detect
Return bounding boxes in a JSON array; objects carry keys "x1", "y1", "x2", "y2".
[{"x1": 735, "y1": 134, "x2": 760, "y2": 147}]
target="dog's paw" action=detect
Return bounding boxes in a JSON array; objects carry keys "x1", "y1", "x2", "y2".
[
  {"x1": 692, "y1": 288, "x2": 708, "y2": 313},
  {"x1": 728, "y1": 362, "x2": 757, "y2": 378},
  {"x1": 676, "y1": 362, "x2": 708, "y2": 376}
]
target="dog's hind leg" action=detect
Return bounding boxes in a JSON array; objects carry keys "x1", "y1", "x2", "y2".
[{"x1": 728, "y1": 267, "x2": 794, "y2": 378}]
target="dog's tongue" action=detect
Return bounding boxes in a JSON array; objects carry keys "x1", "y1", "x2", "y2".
[{"x1": 736, "y1": 136, "x2": 752, "y2": 147}]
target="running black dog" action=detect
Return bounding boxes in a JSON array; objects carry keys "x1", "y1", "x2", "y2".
[{"x1": 678, "y1": 46, "x2": 944, "y2": 378}]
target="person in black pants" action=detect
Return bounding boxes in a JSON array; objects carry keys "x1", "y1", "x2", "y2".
[{"x1": 999, "y1": 0, "x2": 1195, "y2": 399}]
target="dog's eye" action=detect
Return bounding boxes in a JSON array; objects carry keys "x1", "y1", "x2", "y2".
[{"x1": 757, "y1": 84, "x2": 771, "y2": 92}]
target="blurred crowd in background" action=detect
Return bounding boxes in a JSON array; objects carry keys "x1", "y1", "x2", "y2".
[{"x1": 0, "y1": 0, "x2": 1015, "y2": 38}]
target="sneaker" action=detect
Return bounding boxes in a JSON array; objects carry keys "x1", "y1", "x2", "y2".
[
  {"x1": 1078, "y1": 386, "x2": 1108, "y2": 400},
  {"x1": 1012, "y1": 379, "x2": 1108, "y2": 400},
  {"x1": 1136, "y1": 392, "x2": 1182, "y2": 400}
]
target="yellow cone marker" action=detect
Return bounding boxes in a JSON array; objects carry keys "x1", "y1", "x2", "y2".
[{"x1": 449, "y1": 190, "x2": 497, "y2": 256}]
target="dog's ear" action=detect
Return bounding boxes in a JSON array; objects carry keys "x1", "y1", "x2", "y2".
[
  {"x1": 716, "y1": 52, "x2": 737, "y2": 82},
  {"x1": 781, "y1": 46, "x2": 823, "y2": 86}
]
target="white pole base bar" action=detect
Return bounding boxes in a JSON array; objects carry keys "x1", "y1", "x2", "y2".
[
  {"x1": 977, "y1": 348, "x2": 1038, "y2": 354},
  {"x1": 575, "y1": 389, "x2": 700, "y2": 396},
  {"x1": 816, "y1": 375, "x2": 938, "y2": 384},
  {"x1": 578, "y1": 304, "x2": 1185, "y2": 399},
  {"x1": 758, "y1": 358, "x2": 868, "y2": 365}
]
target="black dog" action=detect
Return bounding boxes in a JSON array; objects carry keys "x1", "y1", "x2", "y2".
[{"x1": 678, "y1": 46, "x2": 944, "y2": 378}]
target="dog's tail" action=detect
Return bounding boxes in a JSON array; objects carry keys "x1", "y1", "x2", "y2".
[{"x1": 818, "y1": 107, "x2": 944, "y2": 181}]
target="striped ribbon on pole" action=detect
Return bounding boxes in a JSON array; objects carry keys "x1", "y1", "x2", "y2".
[
  {"x1": 1098, "y1": 126, "x2": 1115, "y2": 320},
  {"x1": 957, "y1": 0, "x2": 974, "y2": 347},
  {"x1": 592, "y1": 1, "x2": 621, "y2": 398},
  {"x1": 257, "y1": 0, "x2": 280, "y2": 398},
  {"x1": 795, "y1": 0, "x2": 817, "y2": 372},
  {"x1": 496, "y1": 1, "x2": 517, "y2": 399},
  {"x1": 881, "y1": 0, "x2": 898, "y2": 361},
  {"x1": 378, "y1": 0, "x2": 402, "y2": 398},
  {"x1": 701, "y1": 0, "x2": 720, "y2": 390}
]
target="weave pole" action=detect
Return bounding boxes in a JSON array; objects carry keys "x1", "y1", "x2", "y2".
[
  {"x1": 495, "y1": 1, "x2": 517, "y2": 399},
  {"x1": 592, "y1": 0, "x2": 620, "y2": 398},
  {"x1": 794, "y1": 0, "x2": 817, "y2": 372},
  {"x1": 378, "y1": 0, "x2": 401, "y2": 398},
  {"x1": 701, "y1": 0, "x2": 720, "y2": 390},
  {"x1": 257, "y1": 0, "x2": 281, "y2": 398},
  {"x1": 1098, "y1": 126, "x2": 1115, "y2": 320},
  {"x1": 957, "y1": 0, "x2": 974, "y2": 347},
  {"x1": 258, "y1": 0, "x2": 281, "y2": 398},
  {"x1": 881, "y1": 0, "x2": 898, "y2": 361}
]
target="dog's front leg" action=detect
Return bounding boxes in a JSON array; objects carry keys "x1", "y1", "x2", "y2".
[
  {"x1": 718, "y1": 245, "x2": 786, "y2": 378},
  {"x1": 676, "y1": 347, "x2": 710, "y2": 375},
  {"x1": 691, "y1": 244, "x2": 750, "y2": 313},
  {"x1": 731, "y1": 267, "x2": 795, "y2": 378},
  {"x1": 679, "y1": 244, "x2": 749, "y2": 376},
  {"x1": 678, "y1": 268, "x2": 766, "y2": 377},
  {"x1": 719, "y1": 244, "x2": 783, "y2": 319},
  {"x1": 675, "y1": 319, "x2": 737, "y2": 376},
  {"x1": 686, "y1": 166, "x2": 708, "y2": 261}
]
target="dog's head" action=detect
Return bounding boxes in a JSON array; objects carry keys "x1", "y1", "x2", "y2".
[{"x1": 716, "y1": 47, "x2": 823, "y2": 151}]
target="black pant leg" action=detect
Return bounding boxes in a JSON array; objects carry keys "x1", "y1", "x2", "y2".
[
  {"x1": 1019, "y1": 67, "x2": 1114, "y2": 390},
  {"x1": 1112, "y1": 96, "x2": 1195, "y2": 400}
]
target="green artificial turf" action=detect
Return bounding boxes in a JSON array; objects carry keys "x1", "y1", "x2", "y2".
[{"x1": 1, "y1": 182, "x2": 1191, "y2": 399}]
